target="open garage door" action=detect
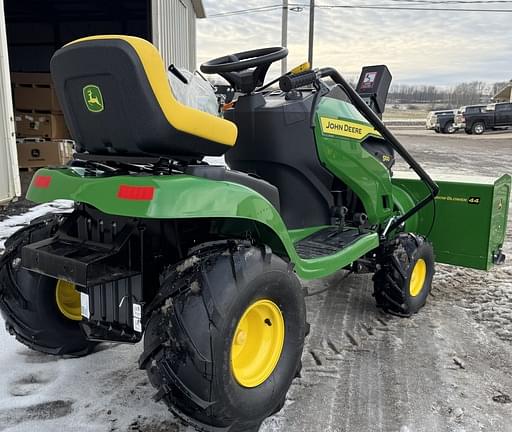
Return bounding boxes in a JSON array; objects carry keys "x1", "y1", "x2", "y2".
[
  {"x1": 1, "y1": 0, "x2": 202, "y2": 201},
  {"x1": 0, "y1": 1, "x2": 20, "y2": 204}
]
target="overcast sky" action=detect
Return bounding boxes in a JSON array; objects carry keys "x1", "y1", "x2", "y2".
[{"x1": 197, "y1": 1, "x2": 512, "y2": 86}]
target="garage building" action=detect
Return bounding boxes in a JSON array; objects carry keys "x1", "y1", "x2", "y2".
[
  {"x1": 493, "y1": 81, "x2": 512, "y2": 103},
  {"x1": 0, "y1": 0, "x2": 206, "y2": 204}
]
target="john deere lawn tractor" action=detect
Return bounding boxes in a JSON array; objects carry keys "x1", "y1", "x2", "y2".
[{"x1": 0, "y1": 36, "x2": 509, "y2": 431}]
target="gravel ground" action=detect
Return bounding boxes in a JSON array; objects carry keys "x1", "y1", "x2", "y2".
[{"x1": 0, "y1": 130, "x2": 511, "y2": 432}]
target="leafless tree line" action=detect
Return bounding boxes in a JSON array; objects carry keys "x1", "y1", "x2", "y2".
[{"x1": 388, "y1": 81, "x2": 510, "y2": 108}]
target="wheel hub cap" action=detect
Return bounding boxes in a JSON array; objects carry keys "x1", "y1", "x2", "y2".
[
  {"x1": 231, "y1": 299, "x2": 285, "y2": 388},
  {"x1": 55, "y1": 280, "x2": 82, "y2": 321},
  {"x1": 409, "y1": 259, "x2": 427, "y2": 297}
]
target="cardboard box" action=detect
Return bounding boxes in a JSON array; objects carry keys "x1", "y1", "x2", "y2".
[
  {"x1": 15, "y1": 111, "x2": 71, "y2": 140},
  {"x1": 17, "y1": 140, "x2": 74, "y2": 169},
  {"x1": 11, "y1": 72, "x2": 61, "y2": 112}
]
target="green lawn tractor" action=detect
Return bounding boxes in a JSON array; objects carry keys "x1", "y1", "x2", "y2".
[{"x1": 0, "y1": 36, "x2": 509, "y2": 432}]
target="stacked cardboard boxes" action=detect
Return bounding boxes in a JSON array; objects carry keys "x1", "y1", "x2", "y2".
[
  {"x1": 12, "y1": 72, "x2": 70, "y2": 139},
  {"x1": 12, "y1": 72, "x2": 74, "y2": 167},
  {"x1": 16, "y1": 138, "x2": 74, "y2": 169}
]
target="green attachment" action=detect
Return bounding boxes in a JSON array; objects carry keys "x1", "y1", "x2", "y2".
[
  {"x1": 392, "y1": 172, "x2": 511, "y2": 270},
  {"x1": 27, "y1": 168, "x2": 380, "y2": 280}
]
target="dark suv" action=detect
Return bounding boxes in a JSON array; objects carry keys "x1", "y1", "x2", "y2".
[{"x1": 460, "y1": 102, "x2": 512, "y2": 135}]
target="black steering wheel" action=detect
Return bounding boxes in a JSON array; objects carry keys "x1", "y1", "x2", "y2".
[{"x1": 200, "y1": 47, "x2": 288, "y2": 94}]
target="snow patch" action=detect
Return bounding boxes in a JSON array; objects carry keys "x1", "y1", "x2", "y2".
[
  {"x1": 176, "y1": 256, "x2": 200, "y2": 273},
  {"x1": 161, "y1": 297, "x2": 173, "y2": 314},
  {"x1": 189, "y1": 280, "x2": 201, "y2": 294},
  {"x1": 0, "y1": 200, "x2": 73, "y2": 253}
]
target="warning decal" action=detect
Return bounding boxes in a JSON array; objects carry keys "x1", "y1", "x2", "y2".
[
  {"x1": 319, "y1": 117, "x2": 381, "y2": 141},
  {"x1": 361, "y1": 72, "x2": 378, "y2": 90}
]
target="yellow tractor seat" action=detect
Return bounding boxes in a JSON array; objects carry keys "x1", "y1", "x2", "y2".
[{"x1": 50, "y1": 35, "x2": 237, "y2": 158}]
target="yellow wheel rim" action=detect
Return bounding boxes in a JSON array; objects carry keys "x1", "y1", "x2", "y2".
[
  {"x1": 409, "y1": 258, "x2": 427, "y2": 297},
  {"x1": 231, "y1": 299, "x2": 285, "y2": 388},
  {"x1": 55, "y1": 280, "x2": 82, "y2": 321}
]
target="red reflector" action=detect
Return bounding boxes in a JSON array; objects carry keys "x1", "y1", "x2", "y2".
[
  {"x1": 34, "y1": 175, "x2": 52, "y2": 188},
  {"x1": 117, "y1": 185, "x2": 155, "y2": 201}
]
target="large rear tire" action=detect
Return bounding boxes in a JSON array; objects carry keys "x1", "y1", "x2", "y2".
[
  {"x1": 443, "y1": 121, "x2": 456, "y2": 134},
  {"x1": 141, "y1": 242, "x2": 307, "y2": 431},
  {"x1": 472, "y1": 122, "x2": 485, "y2": 135},
  {"x1": 373, "y1": 233, "x2": 435, "y2": 317},
  {"x1": 0, "y1": 215, "x2": 95, "y2": 356}
]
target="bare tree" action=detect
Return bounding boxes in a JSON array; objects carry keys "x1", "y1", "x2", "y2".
[{"x1": 388, "y1": 80, "x2": 507, "y2": 108}]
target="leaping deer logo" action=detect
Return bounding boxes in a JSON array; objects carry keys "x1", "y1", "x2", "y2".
[
  {"x1": 87, "y1": 89, "x2": 101, "y2": 106},
  {"x1": 83, "y1": 85, "x2": 104, "y2": 112}
]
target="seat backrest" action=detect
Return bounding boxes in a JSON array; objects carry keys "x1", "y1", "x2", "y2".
[{"x1": 50, "y1": 35, "x2": 237, "y2": 158}]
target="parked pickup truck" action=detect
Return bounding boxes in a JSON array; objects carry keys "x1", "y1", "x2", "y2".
[
  {"x1": 425, "y1": 110, "x2": 456, "y2": 134},
  {"x1": 460, "y1": 102, "x2": 512, "y2": 135},
  {"x1": 453, "y1": 104, "x2": 486, "y2": 131}
]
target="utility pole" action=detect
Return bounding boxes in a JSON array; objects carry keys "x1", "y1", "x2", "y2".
[
  {"x1": 281, "y1": 0, "x2": 288, "y2": 74},
  {"x1": 308, "y1": 0, "x2": 315, "y2": 67}
]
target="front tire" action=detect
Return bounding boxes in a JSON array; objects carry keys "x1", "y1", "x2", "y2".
[
  {"x1": 0, "y1": 215, "x2": 95, "y2": 356},
  {"x1": 373, "y1": 233, "x2": 435, "y2": 317},
  {"x1": 141, "y1": 243, "x2": 307, "y2": 431}
]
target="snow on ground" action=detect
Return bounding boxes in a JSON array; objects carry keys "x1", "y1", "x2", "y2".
[
  {"x1": 0, "y1": 200, "x2": 73, "y2": 253},
  {"x1": 1, "y1": 131, "x2": 512, "y2": 431},
  {"x1": 0, "y1": 326, "x2": 182, "y2": 432}
]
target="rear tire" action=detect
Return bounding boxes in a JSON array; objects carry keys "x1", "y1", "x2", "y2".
[
  {"x1": 0, "y1": 215, "x2": 95, "y2": 356},
  {"x1": 465, "y1": 128, "x2": 473, "y2": 135},
  {"x1": 472, "y1": 122, "x2": 485, "y2": 135},
  {"x1": 443, "y1": 122, "x2": 456, "y2": 134},
  {"x1": 373, "y1": 233, "x2": 435, "y2": 317},
  {"x1": 141, "y1": 242, "x2": 307, "y2": 431}
]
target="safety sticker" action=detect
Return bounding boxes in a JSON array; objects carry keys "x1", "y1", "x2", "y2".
[
  {"x1": 361, "y1": 71, "x2": 377, "y2": 90},
  {"x1": 133, "y1": 303, "x2": 142, "y2": 333},
  {"x1": 80, "y1": 292, "x2": 90, "y2": 319},
  {"x1": 319, "y1": 117, "x2": 381, "y2": 141}
]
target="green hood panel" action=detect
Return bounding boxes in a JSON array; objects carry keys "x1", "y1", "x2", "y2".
[
  {"x1": 26, "y1": 168, "x2": 380, "y2": 280},
  {"x1": 314, "y1": 97, "x2": 394, "y2": 225}
]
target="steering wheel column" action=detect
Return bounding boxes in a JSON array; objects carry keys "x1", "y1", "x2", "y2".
[
  {"x1": 220, "y1": 64, "x2": 271, "y2": 94},
  {"x1": 201, "y1": 47, "x2": 288, "y2": 94}
]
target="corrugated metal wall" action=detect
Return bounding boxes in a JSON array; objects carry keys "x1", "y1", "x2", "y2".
[
  {"x1": 151, "y1": 0, "x2": 197, "y2": 72},
  {"x1": 0, "y1": 1, "x2": 20, "y2": 204}
]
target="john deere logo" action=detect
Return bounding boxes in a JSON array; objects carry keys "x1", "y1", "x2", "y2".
[{"x1": 83, "y1": 85, "x2": 104, "y2": 112}]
